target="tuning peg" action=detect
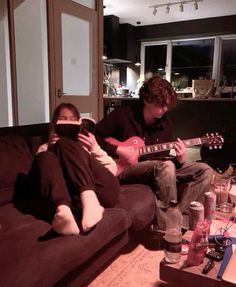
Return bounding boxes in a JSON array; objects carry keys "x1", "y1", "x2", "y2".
[{"x1": 209, "y1": 146, "x2": 213, "y2": 150}]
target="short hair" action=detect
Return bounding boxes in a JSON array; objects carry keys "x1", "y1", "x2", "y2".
[{"x1": 139, "y1": 76, "x2": 177, "y2": 108}]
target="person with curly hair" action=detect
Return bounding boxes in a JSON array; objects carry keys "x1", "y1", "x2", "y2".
[{"x1": 95, "y1": 76, "x2": 213, "y2": 229}]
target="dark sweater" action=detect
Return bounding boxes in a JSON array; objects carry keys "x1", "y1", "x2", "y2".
[{"x1": 95, "y1": 101, "x2": 175, "y2": 162}]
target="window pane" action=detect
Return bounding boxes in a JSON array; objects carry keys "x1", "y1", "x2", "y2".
[
  {"x1": 14, "y1": 0, "x2": 49, "y2": 125},
  {"x1": 72, "y1": 0, "x2": 95, "y2": 10},
  {"x1": 144, "y1": 45, "x2": 167, "y2": 79},
  {"x1": 61, "y1": 13, "x2": 90, "y2": 95},
  {"x1": 220, "y1": 39, "x2": 236, "y2": 87},
  {"x1": 171, "y1": 39, "x2": 214, "y2": 90}
]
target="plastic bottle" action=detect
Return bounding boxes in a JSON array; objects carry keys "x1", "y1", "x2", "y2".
[
  {"x1": 187, "y1": 220, "x2": 209, "y2": 266},
  {"x1": 164, "y1": 200, "x2": 183, "y2": 263}
]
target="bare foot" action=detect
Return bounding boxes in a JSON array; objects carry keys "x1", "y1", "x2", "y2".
[
  {"x1": 80, "y1": 190, "x2": 104, "y2": 232},
  {"x1": 52, "y1": 205, "x2": 80, "y2": 235}
]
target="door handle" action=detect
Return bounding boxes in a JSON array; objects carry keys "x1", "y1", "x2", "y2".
[{"x1": 57, "y1": 89, "x2": 67, "y2": 98}]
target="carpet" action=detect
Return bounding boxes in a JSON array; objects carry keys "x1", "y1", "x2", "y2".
[
  {"x1": 88, "y1": 237, "x2": 180, "y2": 287},
  {"x1": 88, "y1": 148, "x2": 200, "y2": 287}
]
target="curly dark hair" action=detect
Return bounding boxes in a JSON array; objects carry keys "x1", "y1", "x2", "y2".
[
  {"x1": 49, "y1": 102, "x2": 80, "y2": 139},
  {"x1": 139, "y1": 76, "x2": 177, "y2": 108}
]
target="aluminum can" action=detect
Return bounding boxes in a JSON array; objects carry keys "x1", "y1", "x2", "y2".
[
  {"x1": 204, "y1": 191, "x2": 216, "y2": 223},
  {"x1": 189, "y1": 201, "x2": 204, "y2": 230}
]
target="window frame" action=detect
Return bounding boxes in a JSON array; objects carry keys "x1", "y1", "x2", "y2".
[{"x1": 140, "y1": 34, "x2": 236, "y2": 93}]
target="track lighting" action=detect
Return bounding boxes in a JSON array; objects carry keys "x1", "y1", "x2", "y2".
[{"x1": 150, "y1": 0, "x2": 203, "y2": 15}]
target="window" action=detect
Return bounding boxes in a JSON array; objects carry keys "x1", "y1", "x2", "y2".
[
  {"x1": 220, "y1": 38, "x2": 236, "y2": 87},
  {"x1": 144, "y1": 44, "x2": 167, "y2": 79},
  {"x1": 172, "y1": 39, "x2": 214, "y2": 90},
  {"x1": 141, "y1": 35, "x2": 236, "y2": 96}
]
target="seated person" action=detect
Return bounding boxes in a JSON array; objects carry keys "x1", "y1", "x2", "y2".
[
  {"x1": 95, "y1": 76, "x2": 213, "y2": 229},
  {"x1": 34, "y1": 102, "x2": 120, "y2": 235}
]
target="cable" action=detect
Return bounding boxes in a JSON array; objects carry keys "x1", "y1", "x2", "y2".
[{"x1": 214, "y1": 216, "x2": 236, "y2": 248}]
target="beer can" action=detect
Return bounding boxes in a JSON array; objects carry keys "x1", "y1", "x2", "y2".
[
  {"x1": 204, "y1": 191, "x2": 216, "y2": 223},
  {"x1": 189, "y1": 201, "x2": 204, "y2": 230}
]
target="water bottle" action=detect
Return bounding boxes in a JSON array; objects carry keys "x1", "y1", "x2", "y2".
[{"x1": 164, "y1": 200, "x2": 183, "y2": 263}]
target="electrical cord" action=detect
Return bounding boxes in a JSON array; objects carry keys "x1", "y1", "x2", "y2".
[{"x1": 214, "y1": 216, "x2": 236, "y2": 248}]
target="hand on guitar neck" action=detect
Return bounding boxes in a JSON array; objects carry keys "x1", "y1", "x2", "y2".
[{"x1": 106, "y1": 133, "x2": 224, "y2": 175}]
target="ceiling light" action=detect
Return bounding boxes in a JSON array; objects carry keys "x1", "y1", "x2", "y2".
[
  {"x1": 166, "y1": 5, "x2": 170, "y2": 13},
  {"x1": 134, "y1": 54, "x2": 141, "y2": 66},
  {"x1": 153, "y1": 7, "x2": 158, "y2": 15},
  {"x1": 150, "y1": 0, "x2": 203, "y2": 15}
]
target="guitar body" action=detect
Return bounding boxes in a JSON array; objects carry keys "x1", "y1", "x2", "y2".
[
  {"x1": 106, "y1": 136, "x2": 145, "y2": 148},
  {"x1": 106, "y1": 137, "x2": 145, "y2": 175}
]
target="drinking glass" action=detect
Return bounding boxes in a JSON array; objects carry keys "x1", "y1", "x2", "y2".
[{"x1": 212, "y1": 177, "x2": 231, "y2": 212}]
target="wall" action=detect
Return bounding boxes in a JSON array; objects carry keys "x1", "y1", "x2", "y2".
[
  {"x1": 138, "y1": 15, "x2": 236, "y2": 41},
  {"x1": 14, "y1": 0, "x2": 49, "y2": 125}
]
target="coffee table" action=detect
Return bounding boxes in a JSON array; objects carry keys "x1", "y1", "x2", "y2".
[
  {"x1": 159, "y1": 255, "x2": 234, "y2": 287},
  {"x1": 159, "y1": 217, "x2": 236, "y2": 287}
]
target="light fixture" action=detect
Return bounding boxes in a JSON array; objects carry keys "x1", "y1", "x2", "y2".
[
  {"x1": 166, "y1": 5, "x2": 170, "y2": 14},
  {"x1": 153, "y1": 7, "x2": 158, "y2": 15},
  {"x1": 103, "y1": 46, "x2": 107, "y2": 61},
  {"x1": 150, "y1": 0, "x2": 203, "y2": 15}
]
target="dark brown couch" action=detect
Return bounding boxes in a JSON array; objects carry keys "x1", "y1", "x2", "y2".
[{"x1": 0, "y1": 123, "x2": 156, "y2": 287}]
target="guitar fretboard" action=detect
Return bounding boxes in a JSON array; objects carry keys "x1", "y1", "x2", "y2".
[{"x1": 136, "y1": 138, "x2": 202, "y2": 156}]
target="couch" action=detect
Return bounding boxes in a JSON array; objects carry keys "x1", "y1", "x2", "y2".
[{"x1": 0, "y1": 123, "x2": 156, "y2": 287}]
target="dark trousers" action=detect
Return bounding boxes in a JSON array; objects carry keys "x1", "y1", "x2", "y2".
[{"x1": 34, "y1": 138, "x2": 120, "y2": 209}]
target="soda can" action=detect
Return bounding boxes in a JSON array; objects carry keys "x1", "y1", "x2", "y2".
[
  {"x1": 189, "y1": 201, "x2": 204, "y2": 230},
  {"x1": 204, "y1": 191, "x2": 216, "y2": 223}
]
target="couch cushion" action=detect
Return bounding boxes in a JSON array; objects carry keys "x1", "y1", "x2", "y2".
[
  {"x1": 0, "y1": 204, "x2": 131, "y2": 287},
  {"x1": 0, "y1": 135, "x2": 33, "y2": 206},
  {"x1": 116, "y1": 184, "x2": 156, "y2": 231}
]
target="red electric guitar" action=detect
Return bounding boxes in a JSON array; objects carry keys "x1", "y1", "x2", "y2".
[{"x1": 106, "y1": 133, "x2": 224, "y2": 175}]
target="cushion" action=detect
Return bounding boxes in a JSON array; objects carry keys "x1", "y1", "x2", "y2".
[
  {"x1": 0, "y1": 204, "x2": 131, "y2": 287},
  {"x1": 116, "y1": 184, "x2": 156, "y2": 231},
  {"x1": 0, "y1": 135, "x2": 33, "y2": 205}
]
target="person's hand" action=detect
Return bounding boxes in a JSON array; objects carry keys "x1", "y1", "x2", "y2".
[
  {"x1": 78, "y1": 132, "x2": 96, "y2": 151},
  {"x1": 116, "y1": 146, "x2": 138, "y2": 165},
  {"x1": 174, "y1": 138, "x2": 186, "y2": 164},
  {"x1": 49, "y1": 133, "x2": 60, "y2": 145}
]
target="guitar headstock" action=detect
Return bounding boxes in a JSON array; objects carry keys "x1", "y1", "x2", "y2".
[{"x1": 201, "y1": 133, "x2": 224, "y2": 149}]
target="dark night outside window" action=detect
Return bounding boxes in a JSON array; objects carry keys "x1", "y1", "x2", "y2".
[
  {"x1": 220, "y1": 39, "x2": 236, "y2": 87},
  {"x1": 171, "y1": 39, "x2": 214, "y2": 90},
  {"x1": 144, "y1": 45, "x2": 167, "y2": 79}
]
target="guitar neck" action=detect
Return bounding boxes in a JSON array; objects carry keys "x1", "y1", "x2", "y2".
[{"x1": 137, "y1": 138, "x2": 202, "y2": 156}]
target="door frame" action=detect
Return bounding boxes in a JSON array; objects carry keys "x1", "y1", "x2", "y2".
[{"x1": 46, "y1": 0, "x2": 104, "y2": 120}]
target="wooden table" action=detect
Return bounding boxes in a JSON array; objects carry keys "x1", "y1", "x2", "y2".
[
  {"x1": 159, "y1": 256, "x2": 234, "y2": 287},
  {"x1": 159, "y1": 217, "x2": 236, "y2": 287}
]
